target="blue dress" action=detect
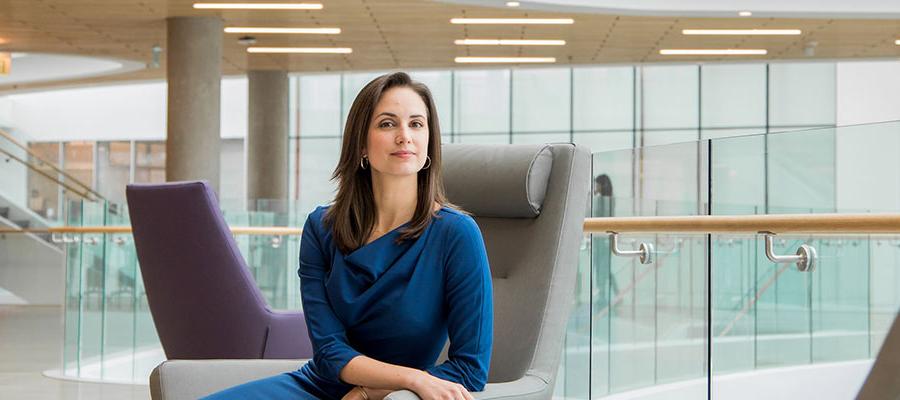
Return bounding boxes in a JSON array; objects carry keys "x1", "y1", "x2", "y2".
[{"x1": 203, "y1": 205, "x2": 493, "y2": 400}]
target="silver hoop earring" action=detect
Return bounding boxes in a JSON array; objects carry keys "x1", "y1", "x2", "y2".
[
  {"x1": 422, "y1": 156, "x2": 431, "y2": 170},
  {"x1": 360, "y1": 155, "x2": 369, "y2": 170}
]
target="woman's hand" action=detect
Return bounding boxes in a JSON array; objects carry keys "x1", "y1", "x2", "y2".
[
  {"x1": 341, "y1": 386, "x2": 395, "y2": 400},
  {"x1": 341, "y1": 387, "x2": 367, "y2": 400},
  {"x1": 407, "y1": 371, "x2": 474, "y2": 400}
]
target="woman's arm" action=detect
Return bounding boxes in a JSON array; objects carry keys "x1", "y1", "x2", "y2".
[
  {"x1": 298, "y1": 211, "x2": 362, "y2": 384},
  {"x1": 424, "y1": 216, "x2": 493, "y2": 392},
  {"x1": 340, "y1": 355, "x2": 474, "y2": 400}
]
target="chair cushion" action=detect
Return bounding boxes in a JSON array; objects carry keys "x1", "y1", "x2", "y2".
[{"x1": 442, "y1": 144, "x2": 553, "y2": 218}]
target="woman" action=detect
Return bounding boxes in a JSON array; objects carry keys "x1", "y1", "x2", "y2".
[{"x1": 204, "y1": 72, "x2": 493, "y2": 400}]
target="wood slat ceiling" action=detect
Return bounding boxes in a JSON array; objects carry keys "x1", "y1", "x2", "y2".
[{"x1": 1, "y1": 0, "x2": 899, "y2": 91}]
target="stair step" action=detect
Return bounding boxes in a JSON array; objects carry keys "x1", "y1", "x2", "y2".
[
  {"x1": 0, "y1": 207, "x2": 8, "y2": 219},
  {"x1": 12, "y1": 220, "x2": 30, "y2": 229}
]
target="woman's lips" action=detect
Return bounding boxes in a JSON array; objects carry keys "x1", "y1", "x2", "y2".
[{"x1": 391, "y1": 152, "x2": 414, "y2": 159}]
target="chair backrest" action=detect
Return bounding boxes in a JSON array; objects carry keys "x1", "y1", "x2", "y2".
[
  {"x1": 442, "y1": 143, "x2": 590, "y2": 387},
  {"x1": 126, "y1": 181, "x2": 270, "y2": 359}
]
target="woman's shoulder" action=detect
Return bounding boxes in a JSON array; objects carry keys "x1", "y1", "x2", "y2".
[
  {"x1": 303, "y1": 204, "x2": 333, "y2": 236},
  {"x1": 435, "y1": 206, "x2": 482, "y2": 238}
]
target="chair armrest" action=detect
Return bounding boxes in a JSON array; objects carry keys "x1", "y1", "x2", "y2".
[
  {"x1": 264, "y1": 310, "x2": 313, "y2": 358},
  {"x1": 150, "y1": 359, "x2": 308, "y2": 400},
  {"x1": 384, "y1": 374, "x2": 548, "y2": 400}
]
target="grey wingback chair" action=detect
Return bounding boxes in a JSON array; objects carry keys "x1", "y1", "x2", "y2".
[{"x1": 150, "y1": 143, "x2": 590, "y2": 400}]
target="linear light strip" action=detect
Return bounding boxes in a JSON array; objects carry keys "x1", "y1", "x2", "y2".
[
  {"x1": 454, "y1": 39, "x2": 565, "y2": 46},
  {"x1": 193, "y1": 3, "x2": 323, "y2": 10},
  {"x1": 660, "y1": 49, "x2": 767, "y2": 55},
  {"x1": 682, "y1": 29, "x2": 801, "y2": 35},
  {"x1": 225, "y1": 27, "x2": 340, "y2": 34},
  {"x1": 247, "y1": 47, "x2": 351, "y2": 54},
  {"x1": 455, "y1": 57, "x2": 556, "y2": 63},
  {"x1": 450, "y1": 18, "x2": 574, "y2": 25},
  {"x1": 895, "y1": 39, "x2": 900, "y2": 45}
]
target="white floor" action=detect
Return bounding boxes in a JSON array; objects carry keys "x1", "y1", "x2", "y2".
[{"x1": 0, "y1": 305, "x2": 149, "y2": 400}]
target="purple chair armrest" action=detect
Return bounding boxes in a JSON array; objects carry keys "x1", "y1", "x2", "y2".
[{"x1": 263, "y1": 310, "x2": 314, "y2": 359}]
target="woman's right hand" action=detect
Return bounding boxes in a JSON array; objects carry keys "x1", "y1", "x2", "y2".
[{"x1": 407, "y1": 371, "x2": 474, "y2": 400}]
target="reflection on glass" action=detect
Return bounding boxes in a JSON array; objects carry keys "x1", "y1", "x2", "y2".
[
  {"x1": 63, "y1": 141, "x2": 94, "y2": 202},
  {"x1": 27, "y1": 142, "x2": 61, "y2": 220},
  {"x1": 97, "y1": 141, "x2": 131, "y2": 204},
  {"x1": 134, "y1": 141, "x2": 165, "y2": 184}
]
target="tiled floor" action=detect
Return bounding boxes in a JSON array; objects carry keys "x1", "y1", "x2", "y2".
[{"x1": 0, "y1": 305, "x2": 149, "y2": 400}]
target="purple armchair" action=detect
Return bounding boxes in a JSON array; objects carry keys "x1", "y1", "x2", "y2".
[{"x1": 126, "y1": 180, "x2": 312, "y2": 360}]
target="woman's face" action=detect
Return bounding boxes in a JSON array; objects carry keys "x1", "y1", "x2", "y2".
[{"x1": 364, "y1": 86, "x2": 430, "y2": 178}]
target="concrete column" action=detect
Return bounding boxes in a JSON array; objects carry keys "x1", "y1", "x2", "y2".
[
  {"x1": 247, "y1": 70, "x2": 289, "y2": 208},
  {"x1": 165, "y1": 17, "x2": 222, "y2": 193}
]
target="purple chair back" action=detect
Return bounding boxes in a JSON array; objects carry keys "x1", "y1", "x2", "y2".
[{"x1": 127, "y1": 181, "x2": 310, "y2": 359}]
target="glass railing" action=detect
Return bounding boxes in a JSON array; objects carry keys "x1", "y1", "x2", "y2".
[
  {"x1": 53, "y1": 199, "x2": 301, "y2": 384},
  {"x1": 554, "y1": 121, "x2": 900, "y2": 399},
  {"x1": 0, "y1": 127, "x2": 102, "y2": 231},
  {"x1": 41, "y1": 121, "x2": 900, "y2": 397}
]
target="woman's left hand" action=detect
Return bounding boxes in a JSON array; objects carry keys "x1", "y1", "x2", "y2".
[{"x1": 342, "y1": 387, "x2": 394, "y2": 400}]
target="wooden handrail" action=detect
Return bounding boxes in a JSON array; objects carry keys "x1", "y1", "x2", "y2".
[
  {"x1": 584, "y1": 213, "x2": 900, "y2": 234},
  {"x1": 2, "y1": 213, "x2": 899, "y2": 236},
  {"x1": 0, "y1": 128, "x2": 106, "y2": 201},
  {"x1": 0, "y1": 146, "x2": 94, "y2": 200}
]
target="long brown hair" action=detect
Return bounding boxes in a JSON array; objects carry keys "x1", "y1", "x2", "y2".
[{"x1": 324, "y1": 72, "x2": 462, "y2": 254}]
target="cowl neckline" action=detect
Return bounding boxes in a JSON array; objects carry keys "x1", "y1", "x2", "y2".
[{"x1": 341, "y1": 207, "x2": 449, "y2": 277}]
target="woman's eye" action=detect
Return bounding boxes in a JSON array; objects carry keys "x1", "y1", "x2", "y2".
[
  {"x1": 379, "y1": 120, "x2": 395, "y2": 128},
  {"x1": 411, "y1": 120, "x2": 424, "y2": 128}
]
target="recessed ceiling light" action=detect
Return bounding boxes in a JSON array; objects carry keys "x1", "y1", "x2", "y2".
[
  {"x1": 455, "y1": 39, "x2": 565, "y2": 46},
  {"x1": 739, "y1": 11, "x2": 753, "y2": 17},
  {"x1": 506, "y1": 1, "x2": 520, "y2": 6},
  {"x1": 455, "y1": 56, "x2": 556, "y2": 63},
  {"x1": 660, "y1": 49, "x2": 767, "y2": 55},
  {"x1": 683, "y1": 29, "x2": 801, "y2": 35},
  {"x1": 895, "y1": 39, "x2": 900, "y2": 45},
  {"x1": 193, "y1": 3, "x2": 323, "y2": 10},
  {"x1": 450, "y1": 18, "x2": 574, "y2": 25},
  {"x1": 225, "y1": 27, "x2": 340, "y2": 34},
  {"x1": 247, "y1": 47, "x2": 351, "y2": 54}
]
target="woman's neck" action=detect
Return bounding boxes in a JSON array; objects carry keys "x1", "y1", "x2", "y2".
[{"x1": 370, "y1": 172, "x2": 418, "y2": 232}]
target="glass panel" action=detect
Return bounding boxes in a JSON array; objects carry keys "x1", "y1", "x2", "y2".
[
  {"x1": 96, "y1": 141, "x2": 131, "y2": 204},
  {"x1": 299, "y1": 74, "x2": 342, "y2": 137},
  {"x1": 76, "y1": 199, "x2": 106, "y2": 379},
  {"x1": 453, "y1": 70, "x2": 510, "y2": 135},
  {"x1": 641, "y1": 65, "x2": 699, "y2": 146},
  {"x1": 455, "y1": 134, "x2": 508, "y2": 145},
  {"x1": 767, "y1": 128, "x2": 836, "y2": 213},
  {"x1": 27, "y1": 142, "x2": 62, "y2": 221},
  {"x1": 219, "y1": 138, "x2": 246, "y2": 209},
  {"x1": 297, "y1": 137, "x2": 340, "y2": 214},
  {"x1": 63, "y1": 141, "x2": 94, "y2": 202},
  {"x1": 811, "y1": 236, "x2": 869, "y2": 363},
  {"x1": 134, "y1": 141, "x2": 165, "y2": 184},
  {"x1": 511, "y1": 132, "x2": 570, "y2": 145},
  {"x1": 512, "y1": 68, "x2": 570, "y2": 134},
  {"x1": 768, "y1": 63, "x2": 836, "y2": 130},
  {"x1": 573, "y1": 66, "x2": 634, "y2": 132},
  {"x1": 574, "y1": 131, "x2": 633, "y2": 155},
  {"x1": 700, "y1": 64, "x2": 767, "y2": 140},
  {"x1": 62, "y1": 199, "x2": 84, "y2": 377},
  {"x1": 101, "y1": 202, "x2": 136, "y2": 381}
]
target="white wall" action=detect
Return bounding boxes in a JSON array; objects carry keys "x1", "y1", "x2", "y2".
[
  {"x1": 835, "y1": 61, "x2": 900, "y2": 213},
  {"x1": 3, "y1": 77, "x2": 248, "y2": 142}
]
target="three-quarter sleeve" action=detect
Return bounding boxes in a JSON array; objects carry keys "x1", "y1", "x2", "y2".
[
  {"x1": 426, "y1": 216, "x2": 494, "y2": 392},
  {"x1": 298, "y1": 209, "x2": 362, "y2": 385}
]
